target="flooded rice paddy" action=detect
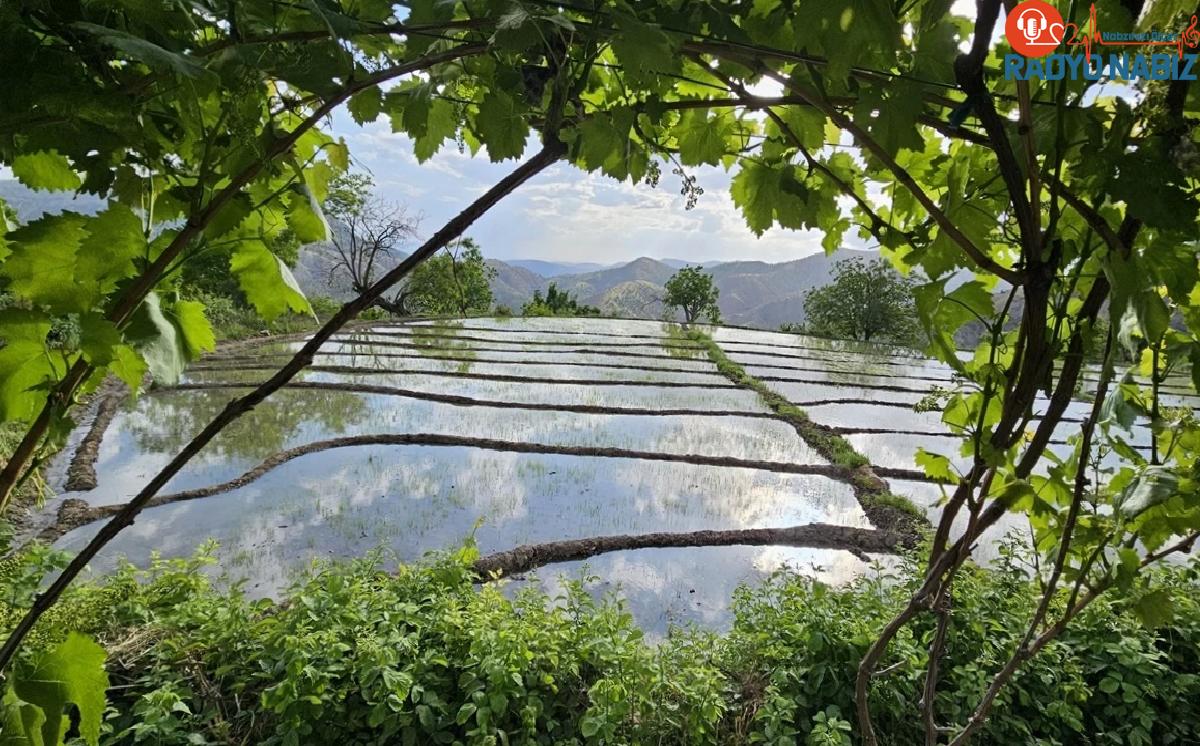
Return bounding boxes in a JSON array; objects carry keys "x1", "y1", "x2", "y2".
[{"x1": 44, "y1": 318, "x2": 1184, "y2": 632}]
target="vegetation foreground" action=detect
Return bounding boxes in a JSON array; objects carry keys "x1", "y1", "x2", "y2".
[{"x1": 0, "y1": 540, "x2": 1195, "y2": 746}]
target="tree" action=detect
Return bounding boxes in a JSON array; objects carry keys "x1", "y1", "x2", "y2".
[
  {"x1": 404, "y1": 238, "x2": 496, "y2": 316},
  {"x1": 663, "y1": 266, "x2": 721, "y2": 324},
  {"x1": 802, "y1": 257, "x2": 919, "y2": 344},
  {"x1": 521, "y1": 282, "x2": 600, "y2": 317},
  {"x1": 322, "y1": 172, "x2": 419, "y2": 313}
]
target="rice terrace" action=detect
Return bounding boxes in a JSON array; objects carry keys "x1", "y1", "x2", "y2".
[{"x1": 3, "y1": 0, "x2": 1200, "y2": 743}]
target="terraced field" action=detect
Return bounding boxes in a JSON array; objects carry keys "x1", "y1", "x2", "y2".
[{"x1": 36, "y1": 317, "x2": 1182, "y2": 632}]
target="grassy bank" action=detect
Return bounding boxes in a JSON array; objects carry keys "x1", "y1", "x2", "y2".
[{"x1": 672, "y1": 326, "x2": 927, "y2": 540}]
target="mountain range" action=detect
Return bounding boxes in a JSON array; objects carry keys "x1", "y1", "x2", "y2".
[
  {"x1": 294, "y1": 243, "x2": 878, "y2": 329},
  {"x1": 485, "y1": 251, "x2": 879, "y2": 327},
  {"x1": 0, "y1": 179, "x2": 869, "y2": 330}
]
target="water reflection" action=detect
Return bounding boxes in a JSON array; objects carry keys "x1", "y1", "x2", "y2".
[
  {"x1": 81, "y1": 389, "x2": 825, "y2": 506},
  {"x1": 59, "y1": 446, "x2": 869, "y2": 625}
]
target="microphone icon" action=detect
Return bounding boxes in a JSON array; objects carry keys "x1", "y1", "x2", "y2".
[{"x1": 1018, "y1": 8, "x2": 1047, "y2": 43}]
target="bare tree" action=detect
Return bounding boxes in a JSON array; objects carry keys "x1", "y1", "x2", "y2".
[{"x1": 323, "y1": 172, "x2": 419, "y2": 313}]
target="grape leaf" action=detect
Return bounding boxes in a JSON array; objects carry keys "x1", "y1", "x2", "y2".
[
  {"x1": 73, "y1": 22, "x2": 213, "y2": 81},
  {"x1": 75, "y1": 204, "x2": 145, "y2": 306},
  {"x1": 1, "y1": 214, "x2": 89, "y2": 313},
  {"x1": 414, "y1": 98, "x2": 457, "y2": 163},
  {"x1": 731, "y1": 162, "x2": 782, "y2": 236},
  {"x1": 675, "y1": 109, "x2": 733, "y2": 167},
  {"x1": 1117, "y1": 466, "x2": 1179, "y2": 517},
  {"x1": 1130, "y1": 588, "x2": 1175, "y2": 629},
  {"x1": 348, "y1": 87, "x2": 384, "y2": 125},
  {"x1": 1133, "y1": 289, "x2": 1170, "y2": 345},
  {"x1": 474, "y1": 91, "x2": 529, "y2": 162},
  {"x1": 173, "y1": 300, "x2": 216, "y2": 358},
  {"x1": 915, "y1": 448, "x2": 955, "y2": 482},
  {"x1": 610, "y1": 15, "x2": 679, "y2": 87},
  {"x1": 13, "y1": 632, "x2": 108, "y2": 746},
  {"x1": 124, "y1": 293, "x2": 189, "y2": 385},
  {"x1": 0, "y1": 684, "x2": 47, "y2": 746},
  {"x1": 230, "y1": 240, "x2": 314, "y2": 320},
  {"x1": 11, "y1": 151, "x2": 80, "y2": 192},
  {"x1": 286, "y1": 188, "x2": 330, "y2": 243},
  {"x1": 0, "y1": 309, "x2": 61, "y2": 422},
  {"x1": 109, "y1": 345, "x2": 148, "y2": 393},
  {"x1": 77, "y1": 314, "x2": 123, "y2": 367}
]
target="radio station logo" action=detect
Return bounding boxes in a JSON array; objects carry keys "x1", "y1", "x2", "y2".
[
  {"x1": 1003, "y1": 1, "x2": 1200, "y2": 80},
  {"x1": 1006, "y1": 0, "x2": 1065, "y2": 58}
]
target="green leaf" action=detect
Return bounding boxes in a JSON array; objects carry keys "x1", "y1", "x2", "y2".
[
  {"x1": 1130, "y1": 588, "x2": 1175, "y2": 628},
  {"x1": 474, "y1": 91, "x2": 529, "y2": 162},
  {"x1": 230, "y1": 241, "x2": 313, "y2": 321},
  {"x1": 173, "y1": 301, "x2": 216, "y2": 358},
  {"x1": 575, "y1": 115, "x2": 624, "y2": 173},
  {"x1": 675, "y1": 109, "x2": 733, "y2": 167},
  {"x1": 1100, "y1": 379, "x2": 1140, "y2": 431},
  {"x1": 573, "y1": 109, "x2": 637, "y2": 179},
  {"x1": 108, "y1": 345, "x2": 148, "y2": 393},
  {"x1": 0, "y1": 309, "x2": 62, "y2": 422},
  {"x1": 72, "y1": 22, "x2": 214, "y2": 81},
  {"x1": 777, "y1": 106, "x2": 826, "y2": 151},
  {"x1": 854, "y1": 81, "x2": 924, "y2": 157},
  {"x1": 1117, "y1": 466, "x2": 1179, "y2": 518},
  {"x1": 3, "y1": 206, "x2": 142, "y2": 313},
  {"x1": 915, "y1": 448, "x2": 954, "y2": 482},
  {"x1": 124, "y1": 293, "x2": 188, "y2": 385},
  {"x1": 414, "y1": 99, "x2": 457, "y2": 163},
  {"x1": 75, "y1": 204, "x2": 145, "y2": 305},
  {"x1": 286, "y1": 188, "x2": 330, "y2": 243},
  {"x1": 610, "y1": 15, "x2": 679, "y2": 87},
  {"x1": 348, "y1": 87, "x2": 384, "y2": 125},
  {"x1": 1, "y1": 684, "x2": 47, "y2": 746},
  {"x1": 1111, "y1": 146, "x2": 1197, "y2": 230},
  {"x1": 1, "y1": 214, "x2": 88, "y2": 313},
  {"x1": 10, "y1": 151, "x2": 80, "y2": 192},
  {"x1": 77, "y1": 314, "x2": 123, "y2": 367},
  {"x1": 731, "y1": 162, "x2": 782, "y2": 236},
  {"x1": 1133, "y1": 290, "x2": 1170, "y2": 345},
  {"x1": 13, "y1": 632, "x2": 108, "y2": 746}
]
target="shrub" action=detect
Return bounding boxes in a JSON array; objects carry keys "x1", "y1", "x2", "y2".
[{"x1": 2, "y1": 541, "x2": 1198, "y2": 744}]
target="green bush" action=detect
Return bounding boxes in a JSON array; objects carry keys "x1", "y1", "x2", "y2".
[{"x1": 2, "y1": 540, "x2": 1198, "y2": 745}]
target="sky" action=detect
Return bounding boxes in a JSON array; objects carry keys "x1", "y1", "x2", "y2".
[{"x1": 331, "y1": 113, "x2": 842, "y2": 266}]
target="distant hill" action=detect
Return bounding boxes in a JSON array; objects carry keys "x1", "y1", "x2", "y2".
[
  {"x1": 500, "y1": 258, "x2": 722, "y2": 276},
  {"x1": 659, "y1": 258, "x2": 724, "y2": 269},
  {"x1": 496, "y1": 250, "x2": 881, "y2": 328},
  {"x1": 503, "y1": 259, "x2": 612, "y2": 277}
]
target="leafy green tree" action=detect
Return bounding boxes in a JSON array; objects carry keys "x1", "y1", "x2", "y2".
[
  {"x1": 802, "y1": 257, "x2": 919, "y2": 344},
  {"x1": 521, "y1": 282, "x2": 599, "y2": 317},
  {"x1": 404, "y1": 239, "x2": 496, "y2": 317},
  {"x1": 663, "y1": 266, "x2": 721, "y2": 324}
]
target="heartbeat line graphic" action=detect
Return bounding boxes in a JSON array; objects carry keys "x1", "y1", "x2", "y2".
[{"x1": 1064, "y1": 3, "x2": 1200, "y2": 59}]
